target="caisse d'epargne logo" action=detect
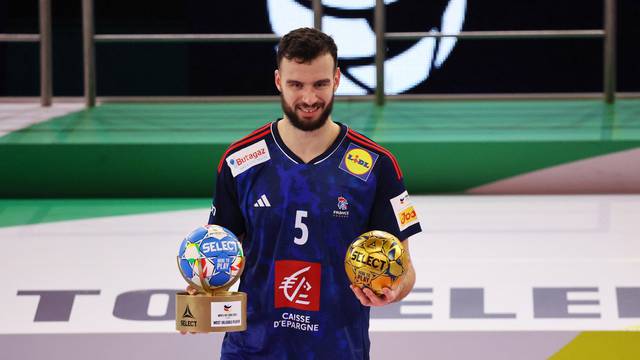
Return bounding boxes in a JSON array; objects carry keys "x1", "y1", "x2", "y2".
[
  {"x1": 274, "y1": 260, "x2": 321, "y2": 311},
  {"x1": 267, "y1": 0, "x2": 467, "y2": 95}
]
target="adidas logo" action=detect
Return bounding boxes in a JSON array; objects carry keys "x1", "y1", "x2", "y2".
[{"x1": 254, "y1": 194, "x2": 271, "y2": 208}]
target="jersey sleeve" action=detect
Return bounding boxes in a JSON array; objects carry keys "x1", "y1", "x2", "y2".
[
  {"x1": 368, "y1": 155, "x2": 422, "y2": 240},
  {"x1": 208, "y1": 159, "x2": 246, "y2": 238}
]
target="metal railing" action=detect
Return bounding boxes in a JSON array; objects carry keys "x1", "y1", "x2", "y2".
[
  {"x1": 82, "y1": 0, "x2": 617, "y2": 107},
  {"x1": 0, "y1": 0, "x2": 52, "y2": 106}
]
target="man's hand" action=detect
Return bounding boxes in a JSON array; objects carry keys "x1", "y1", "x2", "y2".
[
  {"x1": 350, "y1": 284, "x2": 404, "y2": 307},
  {"x1": 179, "y1": 285, "x2": 200, "y2": 335},
  {"x1": 349, "y1": 238, "x2": 416, "y2": 307},
  {"x1": 185, "y1": 284, "x2": 199, "y2": 296}
]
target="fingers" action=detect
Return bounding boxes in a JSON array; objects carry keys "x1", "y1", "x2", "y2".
[
  {"x1": 382, "y1": 287, "x2": 398, "y2": 303},
  {"x1": 350, "y1": 285, "x2": 371, "y2": 306},
  {"x1": 350, "y1": 285, "x2": 395, "y2": 307},
  {"x1": 186, "y1": 284, "x2": 199, "y2": 295},
  {"x1": 362, "y1": 287, "x2": 388, "y2": 306}
]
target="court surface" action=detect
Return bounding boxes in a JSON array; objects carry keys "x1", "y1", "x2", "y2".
[
  {"x1": 0, "y1": 195, "x2": 639, "y2": 359},
  {"x1": 1, "y1": 99, "x2": 639, "y2": 358}
]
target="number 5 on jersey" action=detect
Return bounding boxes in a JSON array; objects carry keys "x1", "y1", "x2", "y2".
[{"x1": 294, "y1": 210, "x2": 308, "y2": 245}]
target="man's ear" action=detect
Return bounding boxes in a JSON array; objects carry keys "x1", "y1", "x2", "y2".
[
  {"x1": 334, "y1": 67, "x2": 341, "y2": 92},
  {"x1": 275, "y1": 69, "x2": 282, "y2": 92}
]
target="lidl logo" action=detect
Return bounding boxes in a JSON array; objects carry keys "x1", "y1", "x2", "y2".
[
  {"x1": 339, "y1": 143, "x2": 379, "y2": 181},
  {"x1": 346, "y1": 149, "x2": 373, "y2": 174}
]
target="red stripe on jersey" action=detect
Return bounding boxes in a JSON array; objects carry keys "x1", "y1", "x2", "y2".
[
  {"x1": 346, "y1": 130, "x2": 403, "y2": 180},
  {"x1": 217, "y1": 128, "x2": 272, "y2": 173},
  {"x1": 248, "y1": 122, "x2": 272, "y2": 136},
  {"x1": 229, "y1": 123, "x2": 271, "y2": 147}
]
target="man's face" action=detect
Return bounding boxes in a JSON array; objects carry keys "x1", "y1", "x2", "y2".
[{"x1": 275, "y1": 53, "x2": 340, "y2": 132}]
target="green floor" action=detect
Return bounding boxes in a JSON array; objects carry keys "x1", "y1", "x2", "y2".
[
  {"x1": 1, "y1": 99, "x2": 639, "y2": 197},
  {"x1": 1, "y1": 99, "x2": 638, "y2": 144},
  {"x1": 0, "y1": 198, "x2": 208, "y2": 228}
]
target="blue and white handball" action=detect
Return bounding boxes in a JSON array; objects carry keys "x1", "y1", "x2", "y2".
[{"x1": 177, "y1": 225, "x2": 244, "y2": 292}]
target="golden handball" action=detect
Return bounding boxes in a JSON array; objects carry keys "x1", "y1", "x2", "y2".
[{"x1": 344, "y1": 230, "x2": 407, "y2": 296}]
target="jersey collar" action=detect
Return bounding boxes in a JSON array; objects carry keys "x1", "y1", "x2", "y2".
[{"x1": 271, "y1": 119, "x2": 348, "y2": 165}]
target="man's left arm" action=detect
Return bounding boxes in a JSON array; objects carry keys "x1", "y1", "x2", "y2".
[{"x1": 350, "y1": 238, "x2": 415, "y2": 306}]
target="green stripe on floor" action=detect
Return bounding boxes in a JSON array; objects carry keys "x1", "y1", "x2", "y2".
[
  {"x1": 2, "y1": 100, "x2": 639, "y2": 144},
  {"x1": 0, "y1": 199, "x2": 208, "y2": 228},
  {"x1": 1, "y1": 99, "x2": 639, "y2": 196}
]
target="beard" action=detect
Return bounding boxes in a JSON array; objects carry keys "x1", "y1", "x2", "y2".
[{"x1": 281, "y1": 94, "x2": 334, "y2": 132}]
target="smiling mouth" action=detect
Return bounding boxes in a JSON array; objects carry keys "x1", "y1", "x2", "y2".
[{"x1": 298, "y1": 105, "x2": 322, "y2": 114}]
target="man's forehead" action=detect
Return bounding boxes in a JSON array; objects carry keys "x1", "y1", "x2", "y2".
[{"x1": 279, "y1": 53, "x2": 335, "y2": 75}]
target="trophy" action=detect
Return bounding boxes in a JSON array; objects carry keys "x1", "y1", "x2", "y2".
[{"x1": 176, "y1": 225, "x2": 246, "y2": 333}]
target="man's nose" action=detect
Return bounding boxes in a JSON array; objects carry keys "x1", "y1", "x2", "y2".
[{"x1": 301, "y1": 88, "x2": 318, "y2": 104}]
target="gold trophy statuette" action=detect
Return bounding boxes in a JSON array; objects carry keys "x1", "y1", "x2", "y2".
[{"x1": 176, "y1": 225, "x2": 246, "y2": 333}]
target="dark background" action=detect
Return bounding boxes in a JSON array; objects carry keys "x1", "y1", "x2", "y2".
[{"x1": 0, "y1": 0, "x2": 638, "y2": 96}]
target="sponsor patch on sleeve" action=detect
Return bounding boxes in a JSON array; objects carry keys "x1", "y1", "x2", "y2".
[
  {"x1": 339, "y1": 143, "x2": 379, "y2": 182},
  {"x1": 226, "y1": 139, "x2": 271, "y2": 177},
  {"x1": 389, "y1": 190, "x2": 419, "y2": 231}
]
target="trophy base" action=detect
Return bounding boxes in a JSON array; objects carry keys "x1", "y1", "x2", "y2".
[{"x1": 176, "y1": 291, "x2": 247, "y2": 333}]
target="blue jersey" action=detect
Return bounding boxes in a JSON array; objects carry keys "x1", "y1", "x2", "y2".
[{"x1": 209, "y1": 120, "x2": 422, "y2": 359}]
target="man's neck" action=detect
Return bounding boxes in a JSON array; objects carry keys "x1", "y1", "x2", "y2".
[{"x1": 277, "y1": 117, "x2": 341, "y2": 163}]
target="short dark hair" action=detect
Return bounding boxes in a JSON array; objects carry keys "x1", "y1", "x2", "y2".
[{"x1": 276, "y1": 27, "x2": 338, "y2": 69}]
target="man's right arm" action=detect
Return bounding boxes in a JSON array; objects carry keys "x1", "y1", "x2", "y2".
[{"x1": 208, "y1": 158, "x2": 245, "y2": 238}]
